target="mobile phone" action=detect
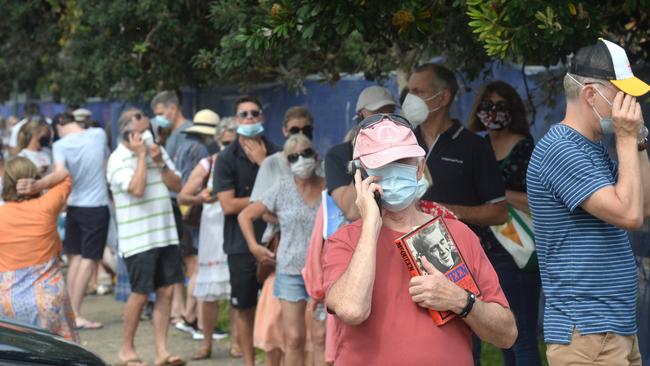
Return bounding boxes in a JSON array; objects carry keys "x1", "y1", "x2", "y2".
[
  {"x1": 347, "y1": 160, "x2": 382, "y2": 213},
  {"x1": 122, "y1": 131, "x2": 132, "y2": 142}
]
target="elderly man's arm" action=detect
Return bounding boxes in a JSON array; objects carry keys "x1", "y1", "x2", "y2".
[
  {"x1": 444, "y1": 201, "x2": 508, "y2": 226},
  {"x1": 326, "y1": 171, "x2": 383, "y2": 325},
  {"x1": 409, "y1": 258, "x2": 517, "y2": 349},
  {"x1": 325, "y1": 218, "x2": 380, "y2": 325}
]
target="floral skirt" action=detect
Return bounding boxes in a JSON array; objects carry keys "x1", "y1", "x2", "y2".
[{"x1": 0, "y1": 259, "x2": 78, "y2": 342}]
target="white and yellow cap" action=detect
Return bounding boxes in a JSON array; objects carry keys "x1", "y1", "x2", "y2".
[{"x1": 570, "y1": 38, "x2": 650, "y2": 97}]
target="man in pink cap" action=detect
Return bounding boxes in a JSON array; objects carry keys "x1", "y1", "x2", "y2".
[{"x1": 322, "y1": 115, "x2": 517, "y2": 365}]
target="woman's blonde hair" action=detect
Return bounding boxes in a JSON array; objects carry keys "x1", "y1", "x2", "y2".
[
  {"x1": 2, "y1": 157, "x2": 40, "y2": 202},
  {"x1": 283, "y1": 134, "x2": 314, "y2": 157},
  {"x1": 17, "y1": 119, "x2": 49, "y2": 151}
]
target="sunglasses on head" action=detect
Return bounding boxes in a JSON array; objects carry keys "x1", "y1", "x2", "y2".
[
  {"x1": 237, "y1": 110, "x2": 262, "y2": 119},
  {"x1": 358, "y1": 113, "x2": 412, "y2": 130},
  {"x1": 288, "y1": 125, "x2": 313, "y2": 136},
  {"x1": 478, "y1": 100, "x2": 509, "y2": 112},
  {"x1": 287, "y1": 147, "x2": 315, "y2": 163}
]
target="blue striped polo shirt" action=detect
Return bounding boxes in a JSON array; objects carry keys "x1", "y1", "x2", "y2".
[{"x1": 527, "y1": 124, "x2": 637, "y2": 344}]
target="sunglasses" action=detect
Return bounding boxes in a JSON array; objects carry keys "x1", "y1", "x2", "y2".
[
  {"x1": 288, "y1": 125, "x2": 313, "y2": 136},
  {"x1": 221, "y1": 140, "x2": 233, "y2": 146},
  {"x1": 132, "y1": 112, "x2": 143, "y2": 120},
  {"x1": 287, "y1": 147, "x2": 315, "y2": 163},
  {"x1": 358, "y1": 113, "x2": 412, "y2": 130},
  {"x1": 478, "y1": 100, "x2": 509, "y2": 112},
  {"x1": 237, "y1": 110, "x2": 262, "y2": 119}
]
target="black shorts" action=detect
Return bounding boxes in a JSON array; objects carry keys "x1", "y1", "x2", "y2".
[
  {"x1": 63, "y1": 206, "x2": 110, "y2": 260},
  {"x1": 124, "y1": 245, "x2": 184, "y2": 294},
  {"x1": 228, "y1": 253, "x2": 260, "y2": 310}
]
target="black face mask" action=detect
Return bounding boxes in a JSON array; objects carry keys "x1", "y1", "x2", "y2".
[
  {"x1": 206, "y1": 140, "x2": 220, "y2": 155},
  {"x1": 38, "y1": 136, "x2": 51, "y2": 148}
]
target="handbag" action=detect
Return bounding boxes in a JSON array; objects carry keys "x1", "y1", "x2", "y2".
[
  {"x1": 256, "y1": 231, "x2": 280, "y2": 283},
  {"x1": 490, "y1": 205, "x2": 538, "y2": 271}
]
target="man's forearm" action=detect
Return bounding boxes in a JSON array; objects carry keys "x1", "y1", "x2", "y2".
[
  {"x1": 448, "y1": 201, "x2": 508, "y2": 226},
  {"x1": 36, "y1": 169, "x2": 69, "y2": 192},
  {"x1": 639, "y1": 151, "x2": 650, "y2": 216},
  {"x1": 326, "y1": 220, "x2": 380, "y2": 325},
  {"x1": 221, "y1": 196, "x2": 251, "y2": 215},
  {"x1": 161, "y1": 167, "x2": 181, "y2": 193},
  {"x1": 615, "y1": 138, "x2": 643, "y2": 221},
  {"x1": 128, "y1": 155, "x2": 148, "y2": 197},
  {"x1": 464, "y1": 300, "x2": 517, "y2": 349},
  {"x1": 505, "y1": 190, "x2": 529, "y2": 214}
]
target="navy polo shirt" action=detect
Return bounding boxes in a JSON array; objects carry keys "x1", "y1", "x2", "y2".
[
  {"x1": 415, "y1": 120, "x2": 505, "y2": 250},
  {"x1": 213, "y1": 137, "x2": 280, "y2": 255}
]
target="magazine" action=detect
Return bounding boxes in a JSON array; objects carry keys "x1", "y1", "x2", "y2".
[{"x1": 395, "y1": 216, "x2": 481, "y2": 326}]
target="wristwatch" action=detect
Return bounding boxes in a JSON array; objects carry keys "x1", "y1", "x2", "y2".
[
  {"x1": 458, "y1": 290, "x2": 476, "y2": 318},
  {"x1": 638, "y1": 138, "x2": 648, "y2": 152}
]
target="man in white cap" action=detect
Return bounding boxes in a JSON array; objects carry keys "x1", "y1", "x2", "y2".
[
  {"x1": 324, "y1": 85, "x2": 396, "y2": 222},
  {"x1": 527, "y1": 38, "x2": 650, "y2": 365}
]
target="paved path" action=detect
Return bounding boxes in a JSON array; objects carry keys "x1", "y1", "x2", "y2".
[{"x1": 79, "y1": 294, "x2": 242, "y2": 366}]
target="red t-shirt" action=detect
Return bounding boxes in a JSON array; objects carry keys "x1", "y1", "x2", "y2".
[{"x1": 323, "y1": 216, "x2": 509, "y2": 366}]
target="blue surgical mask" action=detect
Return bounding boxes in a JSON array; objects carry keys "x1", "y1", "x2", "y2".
[
  {"x1": 237, "y1": 122, "x2": 264, "y2": 137},
  {"x1": 415, "y1": 177, "x2": 429, "y2": 199},
  {"x1": 153, "y1": 115, "x2": 171, "y2": 129},
  {"x1": 367, "y1": 162, "x2": 419, "y2": 212}
]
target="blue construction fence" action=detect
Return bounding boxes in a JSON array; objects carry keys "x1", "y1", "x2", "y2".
[{"x1": 1, "y1": 61, "x2": 649, "y2": 363}]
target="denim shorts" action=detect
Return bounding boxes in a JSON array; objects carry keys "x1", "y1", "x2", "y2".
[{"x1": 273, "y1": 273, "x2": 309, "y2": 302}]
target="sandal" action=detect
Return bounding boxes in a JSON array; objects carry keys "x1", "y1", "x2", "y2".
[
  {"x1": 115, "y1": 357, "x2": 147, "y2": 366},
  {"x1": 155, "y1": 354, "x2": 185, "y2": 366},
  {"x1": 229, "y1": 345, "x2": 243, "y2": 358},
  {"x1": 191, "y1": 348, "x2": 212, "y2": 360}
]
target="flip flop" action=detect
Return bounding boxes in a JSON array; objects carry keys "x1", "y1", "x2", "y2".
[
  {"x1": 191, "y1": 348, "x2": 211, "y2": 360},
  {"x1": 155, "y1": 355, "x2": 185, "y2": 366},
  {"x1": 115, "y1": 357, "x2": 146, "y2": 366},
  {"x1": 75, "y1": 319, "x2": 103, "y2": 330}
]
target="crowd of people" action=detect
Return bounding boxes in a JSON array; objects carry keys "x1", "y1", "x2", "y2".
[{"x1": 0, "y1": 38, "x2": 648, "y2": 366}]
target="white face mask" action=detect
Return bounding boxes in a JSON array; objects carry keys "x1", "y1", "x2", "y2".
[
  {"x1": 290, "y1": 156, "x2": 317, "y2": 179},
  {"x1": 140, "y1": 129, "x2": 155, "y2": 147},
  {"x1": 401, "y1": 91, "x2": 443, "y2": 128}
]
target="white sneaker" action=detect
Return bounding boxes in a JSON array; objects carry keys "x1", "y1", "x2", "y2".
[{"x1": 191, "y1": 329, "x2": 229, "y2": 340}]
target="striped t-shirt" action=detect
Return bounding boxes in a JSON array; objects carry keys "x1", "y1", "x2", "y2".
[
  {"x1": 527, "y1": 124, "x2": 637, "y2": 344},
  {"x1": 107, "y1": 143, "x2": 180, "y2": 258}
]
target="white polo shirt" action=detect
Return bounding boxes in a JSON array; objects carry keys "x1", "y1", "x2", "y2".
[{"x1": 107, "y1": 143, "x2": 180, "y2": 258}]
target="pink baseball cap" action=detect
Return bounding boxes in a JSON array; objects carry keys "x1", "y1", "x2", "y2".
[{"x1": 353, "y1": 119, "x2": 425, "y2": 169}]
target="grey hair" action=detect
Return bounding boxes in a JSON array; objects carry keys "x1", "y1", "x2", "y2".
[
  {"x1": 117, "y1": 107, "x2": 142, "y2": 137},
  {"x1": 150, "y1": 90, "x2": 180, "y2": 110},
  {"x1": 283, "y1": 133, "x2": 313, "y2": 157},
  {"x1": 217, "y1": 116, "x2": 238, "y2": 139},
  {"x1": 564, "y1": 73, "x2": 608, "y2": 101}
]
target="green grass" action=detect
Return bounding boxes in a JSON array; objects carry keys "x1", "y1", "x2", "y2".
[{"x1": 480, "y1": 341, "x2": 549, "y2": 366}]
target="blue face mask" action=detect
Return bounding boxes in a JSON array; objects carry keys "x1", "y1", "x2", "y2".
[
  {"x1": 237, "y1": 122, "x2": 264, "y2": 137},
  {"x1": 367, "y1": 162, "x2": 419, "y2": 212},
  {"x1": 153, "y1": 115, "x2": 171, "y2": 129}
]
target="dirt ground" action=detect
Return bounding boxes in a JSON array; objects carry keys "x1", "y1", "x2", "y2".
[{"x1": 79, "y1": 294, "x2": 242, "y2": 366}]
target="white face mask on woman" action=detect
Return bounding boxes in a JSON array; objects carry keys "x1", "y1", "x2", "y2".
[{"x1": 290, "y1": 156, "x2": 318, "y2": 179}]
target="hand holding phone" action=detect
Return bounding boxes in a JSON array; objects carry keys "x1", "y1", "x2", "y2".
[{"x1": 348, "y1": 160, "x2": 383, "y2": 216}]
